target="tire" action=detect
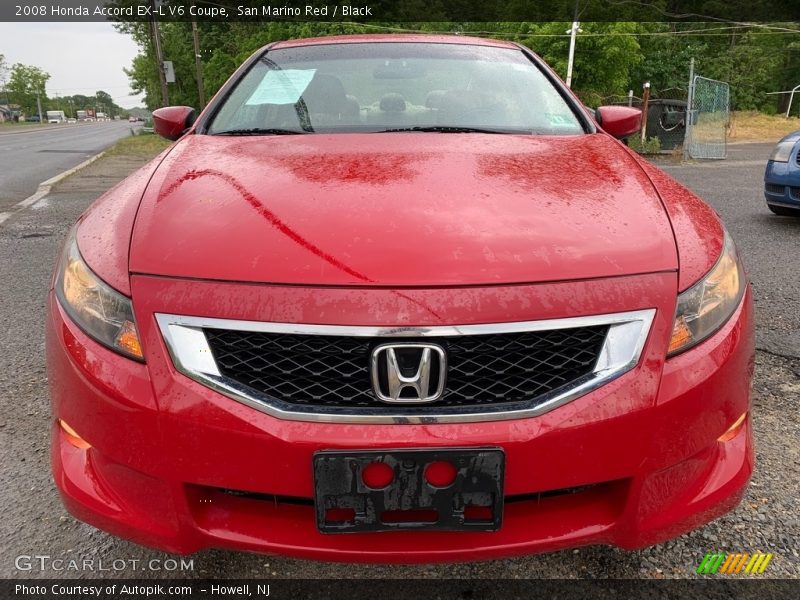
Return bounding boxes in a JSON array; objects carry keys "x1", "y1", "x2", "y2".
[{"x1": 768, "y1": 204, "x2": 800, "y2": 217}]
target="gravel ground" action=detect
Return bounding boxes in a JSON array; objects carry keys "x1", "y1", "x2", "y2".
[{"x1": 0, "y1": 141, "x2": 797, "y2": 581}]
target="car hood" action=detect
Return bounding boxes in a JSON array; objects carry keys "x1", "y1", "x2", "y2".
[{"x1": 130, "y1": 133, "x2": 677, "y2": 286}]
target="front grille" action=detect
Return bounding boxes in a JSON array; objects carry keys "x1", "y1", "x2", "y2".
[
  {"x1": 765, "y1": 183, "x2": 785, "y2": 194},
  {"x1": 204, "y1": 326, "x2": 609, "y2": 411}
]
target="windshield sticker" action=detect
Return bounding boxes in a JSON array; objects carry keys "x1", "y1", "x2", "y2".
[{"x1": 245, "y1": 69, "x2": 317, "y2": 105}]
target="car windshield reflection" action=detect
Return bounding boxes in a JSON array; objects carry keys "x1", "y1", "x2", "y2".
[{"x1": 208, "y1": 42, "x2": 585, "y2": 136}]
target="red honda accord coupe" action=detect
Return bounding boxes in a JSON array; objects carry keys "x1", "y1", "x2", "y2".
[{"x1": 47, "y1": 35, "x2": 754, "y2": 562}]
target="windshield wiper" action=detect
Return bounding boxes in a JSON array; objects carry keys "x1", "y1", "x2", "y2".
[
  {"x1": 213, "y1": 128, "x2": 307, "y2": 136},
  {"x1": 377, "y1": 126, "x2": 510, "y2": 134}
]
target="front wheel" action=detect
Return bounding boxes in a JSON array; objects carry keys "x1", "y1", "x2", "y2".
[{"x1": 768, "y1": 204, "x2": 800, "y2": 217}]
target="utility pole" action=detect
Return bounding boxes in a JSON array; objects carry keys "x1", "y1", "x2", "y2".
[
  {"x1": 683, "y1": 57, "x2": 695, "y2": 161},
  {"x1": 150, "y1": 0, "x2": 169, "y2": 107},
  {"x1": 565, "y1": 1, "x2": 581, "y2": 88},
  {"x1": 190, "y1": 1, "x2": 206, "y2": 109},
  {"x1": 36, "y1": 92, "x2": 43, "y2": 124}
]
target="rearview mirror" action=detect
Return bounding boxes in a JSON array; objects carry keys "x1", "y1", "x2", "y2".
[
  {"x1": 152, "y1": 106, "x2": 196, "y2": 141},
  {"x1": 596, "y1": 106, "x2": 642, "y2": 139},
  {"x1": 373, "y1": 60, "x2": 426, "y2": 79}
]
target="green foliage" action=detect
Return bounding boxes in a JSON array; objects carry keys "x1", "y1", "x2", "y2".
[
  {"x1": 627, "y1": 135, "x2": 662, "y2": 154},
  {"x1": 519, "y1": 22, "x2": 643, "y2": 102},
  {"x1": 116, "y1": 20, "x2": 800, "y2": 116},
  {"x1": 631, "y1": 23, "x2": 800, "y2": 113},
  {"x1": 630, "y1": 24, "x2": 706, "y2": 97},
  {"x1": 7, "y1": 63, "x2": 50, "y2": 115},
  {"x1": 695, "y1": 32, "x2": 788, "y2": 112},
  {"x1": 45, "y1": 91, "x2": 126, "y2": 119}
]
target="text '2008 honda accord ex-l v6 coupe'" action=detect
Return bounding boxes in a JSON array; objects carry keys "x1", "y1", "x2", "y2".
[{"x1": 47, "y1": 34, "x2": 754, "y2": 563}]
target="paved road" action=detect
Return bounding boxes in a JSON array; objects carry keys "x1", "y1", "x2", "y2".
[
  {"x1": 0, "y1": 141, "x2": 797, "y2": 581},
  {"x1": 0, "y1": 121, "x2": 138, "y2": 213}
]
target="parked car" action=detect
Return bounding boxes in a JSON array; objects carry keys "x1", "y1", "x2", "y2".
[
  {"x1": 764, "y1": 131, "x2": 800, "y2": 216},
  {"x1": 25, "y1": 115, "x2": 40, "y2": 122},
  {"x1": 47, "y1": 35, "x2": 754, "y2": 562}
]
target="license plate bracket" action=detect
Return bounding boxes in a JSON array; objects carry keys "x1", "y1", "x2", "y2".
[{"x1": 313, "y1": 448, "x2": 504, "y2": 533}]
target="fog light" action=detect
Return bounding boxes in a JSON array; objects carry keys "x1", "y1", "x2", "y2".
[
  {"x1": 718, "y1": 413, "x2": 747, "y2": 443},
  {"x1": 59, "y1": 419, "x2": 91, "y2": 449}
]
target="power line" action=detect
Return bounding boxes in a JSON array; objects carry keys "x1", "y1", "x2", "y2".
[
  {"x1": 602, "y1": 0, "x2": 800, "y2": 33},
  {"x1": 47, "y1": 85, "x2": 136, "y2": 91},
  {"x1": 337, "y1": 21, "x2": 800, "y2": 38}
]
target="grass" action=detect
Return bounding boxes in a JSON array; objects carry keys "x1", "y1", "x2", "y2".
[
  {"x1": 103, "y1": 131, "x2": 171, "y2": 158},
  {"x1": 728, "y1": 111, "x2": 800, "y2": 142},
  {"x1": 627, "y1": 135, "x2": 662, "y2": 155}
]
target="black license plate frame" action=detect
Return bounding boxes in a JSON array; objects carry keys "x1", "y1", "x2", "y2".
[{"x1": 313, "y1": 447, "x2": 504, "y2": 533}]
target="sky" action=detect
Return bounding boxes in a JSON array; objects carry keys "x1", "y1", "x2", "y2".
[{"x1": 0, "y1": 22, "x2": 145, "y2": 108}]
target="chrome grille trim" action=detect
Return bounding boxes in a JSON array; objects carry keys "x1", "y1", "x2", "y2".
[{"x1": 156, "y1": 309, "x2": 656, "y2": 424}]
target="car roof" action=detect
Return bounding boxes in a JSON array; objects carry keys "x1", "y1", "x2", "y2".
[{"x1": 270, "y1": 33, "x2": 520, "y2": 50}]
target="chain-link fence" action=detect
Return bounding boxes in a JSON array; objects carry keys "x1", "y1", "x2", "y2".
[
  {"x1": 607, "y1": 74, "x2": 730, "y2": 158},
  {"x1": 685, "y1": 76, "x2": 730, "y2": 159}
]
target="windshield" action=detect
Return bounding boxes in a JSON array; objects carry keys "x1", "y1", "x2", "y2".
[{"x1": 207, "y1": 42, "x2": 585, "y2": 135}]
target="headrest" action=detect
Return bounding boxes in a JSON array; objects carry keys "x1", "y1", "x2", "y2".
[{"x1": 379, "y1": 93, "x2": 406, "y2": 113}]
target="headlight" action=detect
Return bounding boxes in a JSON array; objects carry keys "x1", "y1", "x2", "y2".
[
  {"x1": 768, "y1": 141, "x2": 796, "y2": 163},
  {"x1": 55, "y1": 229, "x2": 144, "y2": 361},
  {"x1": 668, "y1": 230, "x2": 745, "y2": 356}
]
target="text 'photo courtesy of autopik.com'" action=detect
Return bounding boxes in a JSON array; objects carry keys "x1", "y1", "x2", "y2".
[{"x1": 0, "y1": 0, "x2": 799, "y2": 598}]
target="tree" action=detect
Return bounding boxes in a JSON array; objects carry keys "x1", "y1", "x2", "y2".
[
  {"x1": 115, "y1": 19, "x2": 800, "y2": 114},
  {"x1": 7, "y1": 63, "x2": 50, "y2": 115},
  {"x1": 50, "y1": 91, "x2": 126, "y2": 118},
  {"x1": 518, "y1": 21, "x2": 643, "y2": 105},
  {"x1": 117, "y1": 20, "x2": 385, "y2": 110},
  {"x1": 95, "y1": 90, "x2": 115, "y2": 115}
]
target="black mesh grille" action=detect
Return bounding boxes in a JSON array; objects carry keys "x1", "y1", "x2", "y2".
[
  {"x1": 765, "y1": 183, "x2": 785, "y2": 194},
  {"x1": 204, "y1": 325, "x2": 608, "y2": 411},
  {"x1": 205, "y1": 325, "x2": 608, "y2": 408}
]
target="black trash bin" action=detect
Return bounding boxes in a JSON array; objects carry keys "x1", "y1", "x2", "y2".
[{"x1": 644, "y1": 99, "x2": 687, "y2": 151}]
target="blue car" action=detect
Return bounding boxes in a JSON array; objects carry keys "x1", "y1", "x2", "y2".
[{"x1": 764, "y1": 131, "x2": 800, "y2": 216}]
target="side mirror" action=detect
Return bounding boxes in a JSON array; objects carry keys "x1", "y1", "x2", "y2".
[
  {"x1": 152, "y1": 106, "x2": 196, "y2": 141},
  {"x1": 596, "y1": 106, "x2": 642, "y2": 139}
]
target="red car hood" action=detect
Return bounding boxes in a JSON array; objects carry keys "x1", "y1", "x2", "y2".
[{"x1": 130, "y1": 133, "x2": 677, "y2": 286}]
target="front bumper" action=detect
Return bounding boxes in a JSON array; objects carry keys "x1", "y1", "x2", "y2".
[
  {"x1": 764, "y1": 160, "x2": 800, "y2": 208},
  {"x1": 47, "y1": 273, "x2": 755, "y2": 563}
]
